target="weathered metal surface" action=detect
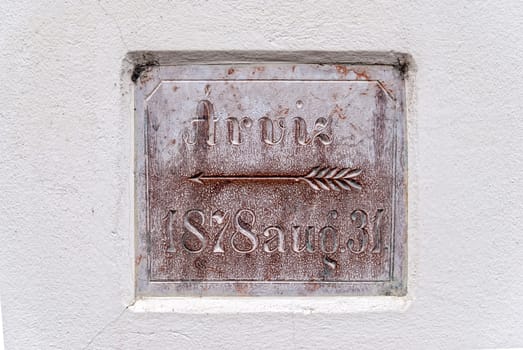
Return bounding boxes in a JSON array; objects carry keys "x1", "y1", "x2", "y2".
[{"x1": 134, "y1": 63, "x2": 407, "y2": 296}]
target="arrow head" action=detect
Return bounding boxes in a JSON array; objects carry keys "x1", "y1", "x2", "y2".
[{"x1": 188, "y1": 173, "x2": 204, "y2": 184}]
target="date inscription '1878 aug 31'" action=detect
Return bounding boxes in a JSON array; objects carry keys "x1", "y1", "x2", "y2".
[{"x1": 135, "y1": 63, "x2": 407, "y2": 296}]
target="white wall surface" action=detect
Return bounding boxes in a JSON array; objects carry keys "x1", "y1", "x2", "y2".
[{"x1": 1, "y1": 1, "x2": 523, "y2": 349}]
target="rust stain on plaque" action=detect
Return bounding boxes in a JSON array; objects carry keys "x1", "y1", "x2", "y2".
[{"x1": 135, "y1": 63, "x2": 407, "y2": 296}]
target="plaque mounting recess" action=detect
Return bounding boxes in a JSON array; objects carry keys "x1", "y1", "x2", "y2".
[{"x1": 134, "y1": 62, "x2": 407, "y2": 297}]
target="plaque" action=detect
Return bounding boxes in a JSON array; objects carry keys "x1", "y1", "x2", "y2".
[{"x1": 135, "y1": 63, "x2": 406, "y2": 296}]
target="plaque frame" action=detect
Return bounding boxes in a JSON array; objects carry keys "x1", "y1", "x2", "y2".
[{"x1": 133, "y1": 59, "x2": 407, "y2": 297}]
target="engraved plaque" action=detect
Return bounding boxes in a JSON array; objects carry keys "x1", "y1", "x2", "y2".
[{"x1": 135, "y1": 63, "x2": 406, "y2": 296}]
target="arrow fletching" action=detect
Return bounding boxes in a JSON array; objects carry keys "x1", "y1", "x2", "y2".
[{"x1": 301, "y1": 167, "x2": 362, "y2": 192}]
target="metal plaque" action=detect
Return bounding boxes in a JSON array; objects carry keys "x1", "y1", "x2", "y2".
[{"x1": 135, "y1": 63, "x2": 406, "y2": 296}]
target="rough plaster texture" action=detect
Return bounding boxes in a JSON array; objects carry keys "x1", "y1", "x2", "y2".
[{"x1": 1, "y1": 1, "x2": 523, "y2": 349}]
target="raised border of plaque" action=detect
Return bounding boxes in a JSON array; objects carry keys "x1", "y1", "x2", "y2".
[{"x1": 133, "y1": 58, "x2": 407, "y2": 297}]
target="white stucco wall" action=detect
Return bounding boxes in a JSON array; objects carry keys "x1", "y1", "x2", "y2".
[{"x1": 2, "y1": 1, "x2": 523, "y2": 349}]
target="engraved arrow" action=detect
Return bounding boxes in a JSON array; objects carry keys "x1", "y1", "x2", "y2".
[{"x1": 188, "y1": 167, "x2": 362, "y2": 192}]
